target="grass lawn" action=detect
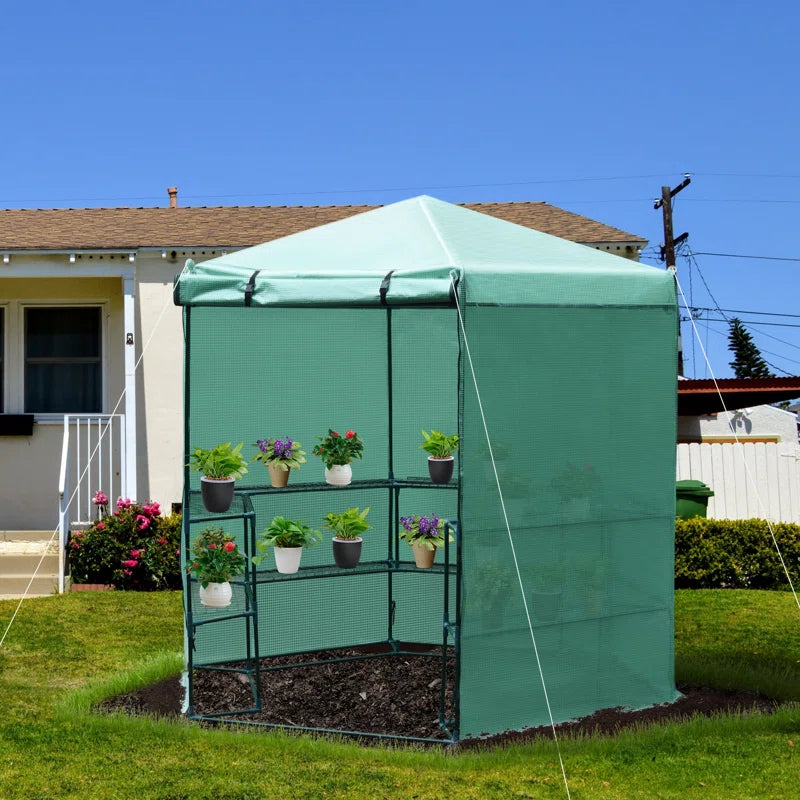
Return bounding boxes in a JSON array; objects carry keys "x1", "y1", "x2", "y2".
[{"x1": 0, "y1": 589, "x2": 797, "y2": 799}]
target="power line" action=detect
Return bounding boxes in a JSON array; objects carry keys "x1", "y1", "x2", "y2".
[
  {"x1": 679, "y1": 305, "x2": 800, "y2": 320},
  {"x1": 691, "y1": 251, "x2": 800, "y2": 263}
]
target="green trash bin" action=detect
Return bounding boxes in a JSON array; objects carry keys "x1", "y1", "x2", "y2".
[{"x1": 676, "y1": 479, "x2": 714, "y2": 519}]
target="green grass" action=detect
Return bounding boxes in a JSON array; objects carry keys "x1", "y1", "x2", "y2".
[{"x1": 0, "y1": 589, "x2": 797, "y2": 799}]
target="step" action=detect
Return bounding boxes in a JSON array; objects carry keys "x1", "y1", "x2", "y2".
[
  {"x1": 0, "y1": 552, "x2": 59, "y2": 575},
  {"x1": 0, "y1": 574, "x2": 59, "y2": 596},
  {"x1": 0, "y1": 530, "x2": 57, "y2": 542}
]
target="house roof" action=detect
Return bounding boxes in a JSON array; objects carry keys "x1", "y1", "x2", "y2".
[
  {"x1": 0, "y1": 201, "x2": 647, "y2": 251},
  {"x1": 678, "y1": 377, "x2": 800, "y2": 415}
]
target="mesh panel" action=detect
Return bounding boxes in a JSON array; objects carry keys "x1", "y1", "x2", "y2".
[
  {"x1": 458, "y1": 302, "x2": 678, "y2": 737},
  {"x1": 183, "y1": 277, "x2": 678, "y2": 739}
]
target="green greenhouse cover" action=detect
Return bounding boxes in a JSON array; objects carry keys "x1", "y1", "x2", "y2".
[
  {"x1": 178, "y1": 194, "x2": 679, "y2": 741},
  {"x1": 173, "y1": 195, "x2": 674, "y2": 308}
]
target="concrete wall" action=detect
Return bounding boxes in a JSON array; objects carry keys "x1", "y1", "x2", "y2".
[{"x1": 677, "y1": 405, "x2": 798, "y2": 452}]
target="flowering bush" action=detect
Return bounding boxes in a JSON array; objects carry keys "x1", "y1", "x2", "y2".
[
  {"x1": 69, "y1": 496, "x2": 182, "y2": 590},
  {"x1": 186, "y1": 527, "x2": 245, "y2": 587},
  {"x1": 312, "y1": 429, "x2": 364, "y2": 469},
  {"x1": 398, "y1": 514, "x2": 454, "y2": 550},
  {"x1": 251, "y1": 436, "x2": 306, "y2": 472}
]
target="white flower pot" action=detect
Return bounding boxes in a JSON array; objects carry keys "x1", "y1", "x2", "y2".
[
  {"x1": 325, "y1": 464, "x2": 352, "y2": 486},
  {"x1": 198, "y1": 581, "x2": 233, "y2": 608},
  {"x1": 274, "y1": 546, "x2": 303, "y2": 574}
]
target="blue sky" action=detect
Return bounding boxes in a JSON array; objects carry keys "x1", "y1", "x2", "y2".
[{"x1": 3, "y1": 1, "x2": 799, "y2": 379}]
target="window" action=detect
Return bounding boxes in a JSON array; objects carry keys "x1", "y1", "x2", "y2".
[{"x1": 24, "y1": 307, "x2": 102, "y2": 413}]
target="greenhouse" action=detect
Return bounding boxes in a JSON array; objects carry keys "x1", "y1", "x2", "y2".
[{"x1": 174, "y1": 195, "x2": 680, "y2": 742}]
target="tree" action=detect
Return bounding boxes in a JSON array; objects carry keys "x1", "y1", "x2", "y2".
[{"x1": 727, "y1": 317, "x2": 774, "y2": 378}]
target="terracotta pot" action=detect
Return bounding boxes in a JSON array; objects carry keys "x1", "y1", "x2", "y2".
[
  {"x1": 267, "y1": 463, "x2": 290, "y2": 488},
  {"x1": 325, "y1": 464, "x2": 352, "y2": 486},
  {"x1": 198, "y1": 581, "x2": 233, "y2": 608},
  {"x1": 411, "y1": 541, "x2": 436, "y2": 569},
  {"x1": 200, "y1": 476, "x2": 235, "y2": 512},
  {"x1": 427, "y1": 456, "x2": 454, "y2": 484},
  {"x1": 332, "y1": 537, "x2": 362, "y2": 568}
]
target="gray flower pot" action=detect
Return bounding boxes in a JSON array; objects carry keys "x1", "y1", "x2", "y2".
[
  {"x1": 200, "y1": 477, "x2": 235, "y2": 513},
  {"x1": 332, "y1": 537, "x2": 362, "y2": 569}
]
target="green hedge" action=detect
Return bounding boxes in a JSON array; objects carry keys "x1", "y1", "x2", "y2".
[{"x1": 675, "y1": 517, "x2": 800, "y2": 590}]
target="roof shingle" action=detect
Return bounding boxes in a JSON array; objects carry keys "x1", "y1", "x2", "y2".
[{"x1": 0, "y1": 201, "x2": 646, "y2": 251}]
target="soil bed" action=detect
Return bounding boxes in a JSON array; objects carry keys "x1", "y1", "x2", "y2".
[{"x1": 100, "y1": 645, "x2": 779, "y2": 748}]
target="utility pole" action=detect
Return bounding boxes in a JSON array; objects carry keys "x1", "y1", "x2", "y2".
[{"x1": 654, "y1": 175, "x2": 691, "y2": 375}]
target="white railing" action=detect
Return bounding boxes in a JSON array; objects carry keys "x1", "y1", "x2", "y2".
[{"x1": 58, "y1": 414, "x2": 127, "y2": 592}]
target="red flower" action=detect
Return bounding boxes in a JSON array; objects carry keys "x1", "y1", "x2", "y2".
[
  {"x1": 331, "y1": 431, "x2": 340, "y2": 437},
  {"x1": 122, "y1": 559, "x2": 138, "y2": 568},
  {"x1": 345, "y1": 430, "x2": 355, "y2": 439},
  {"x1": 158, "y1": 537, "x2": 167, "y2": 546},
  {"x1": 223, "y1": 541, "x2": 236, "y2": 553},
  {"x1": 208, "y1": 543, "x2": 217, "y2": 550},
  {"x1": 96, "y1": 522, "x2": 105, "y2": 530}
]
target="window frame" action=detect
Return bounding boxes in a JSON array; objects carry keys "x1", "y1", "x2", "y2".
[{"x1": 3, "y1": 300, "x2": 109, "y2": 420}]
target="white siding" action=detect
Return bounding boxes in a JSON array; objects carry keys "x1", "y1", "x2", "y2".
[{"x1": 677, "y1": 442, "x2": 800, "y2": 523}]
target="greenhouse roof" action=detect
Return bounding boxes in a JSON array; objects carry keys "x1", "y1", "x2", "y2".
[{"x1": 174, "y1": 195, "x2": 675, "y2": 308}]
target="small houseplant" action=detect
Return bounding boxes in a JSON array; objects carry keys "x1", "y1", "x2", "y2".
[
  {"x1": 398, "y1": 513, "x2": 454, "y2": 569},
  {"x1": 420, "y1": 429, "x2": 459, "y2": 484},
  {"x1": 189, "y1": 442, "x2": 248, "y2": 513},
  {"x1": 312, "y1": 429, "x2": 364, "y2": 486},
  {"x1": 251, "y1": 436, "x2": 306, "y2": 488},
  {"x1": 322, "y1": 506, "x2": 371, "y2": 568},
  {"x1": 253, "y1": 516, "x2": 321, "y2": 574},
  {"x1": 186, "y1": 526, "x2": 246, "y2": 608}
]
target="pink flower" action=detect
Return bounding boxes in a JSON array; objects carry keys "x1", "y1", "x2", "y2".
[
  {"x1": 208, "y1": 543, "x2": 217, "y2": 550},
  {"x1": 123, "y1": 569, "x2": 133, "y2": 576},
  {"x1": 223, "y1": 541, "x2": 236, "y2": 553},
  {"x1": 130, "y1": 550, "x2": 139, "y2": 557},
  {"x1": 116, "y1": 497, "x2": 131, "y2": 511},
  {"x1": 93, "y1": 490, "x2": 108, "y2": 506},
  {"x1": 72, "y1": 541, "x2": 80, "y2": 549},
  {"x1": 136, "y1": 515, "x2": 150, "y2": 530},
  {"x1": 96, "y1": 522, "x2": 105, "y2": 531},
  {"x1": 122, "y1": 559, "x2": 138, "y2": 568},
  {"x1": 345, "y1": 430, "x2": 355, "y2": 439},
  {"x1": 141, "y1": 502, "x2": 161, "y2": 518},
  {"x1": 176, "y1": 550, "x2": 181, "y2": 557},
  {"x1": 157, "y1": 537, "x2": 167, "y2": 546},
  {"x1": 331, "y1": 431, "x2": 340, "y2": 438}
]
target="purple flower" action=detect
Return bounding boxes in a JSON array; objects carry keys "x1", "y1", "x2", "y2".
[
  {"x1": 400, "y1": 517, "x2": 414, "y2": 531},
  {"x1": 257, "y1": 439, "x2": 270, "y2": 454}
]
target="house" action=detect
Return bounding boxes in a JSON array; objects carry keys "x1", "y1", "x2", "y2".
[
  {"x1": 677, "y1": 402, "x2": 800, "y2": 522},
  {"x1": 0, "y1": 190, "x2": 646, "y2": 542}
]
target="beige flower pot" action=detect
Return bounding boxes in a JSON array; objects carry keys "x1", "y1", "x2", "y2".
[
  {"x1": 411, "y1": 542, "x2": 436, "y2": 569},
  {"x1": 267, "y1": 463, "x2": 290, "y2": 488}
]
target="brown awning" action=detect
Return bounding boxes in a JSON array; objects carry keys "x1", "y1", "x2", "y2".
[{"x1": 678, "y1": 377, "x2": 800, "y2": 416}]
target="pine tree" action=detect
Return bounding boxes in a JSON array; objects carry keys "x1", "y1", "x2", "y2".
[{"x1": 727, "y1": 317, "x2": 774, "y2": 378}]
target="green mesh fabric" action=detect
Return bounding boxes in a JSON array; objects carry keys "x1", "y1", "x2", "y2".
[{"x1": 178, "y1": 196, "x2": 679, "y2": 739}]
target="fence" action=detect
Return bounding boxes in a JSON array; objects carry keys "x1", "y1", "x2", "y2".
[{"x1": 676, "y1": 441, "x2": 800, "y2": 523}]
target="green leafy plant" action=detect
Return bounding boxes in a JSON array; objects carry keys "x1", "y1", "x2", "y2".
[
  {"x1": 322, "y1": 506, "x2": 372, "y2": 540},
  {"x1": 186, "y1": 527, "x2": 246, "y2": 587},
  {"x1": 420, "y1": 429, "x2": 459, "y2": 459},
  {"x1": 253, "y1": 516, "x2": 322, "y2": 565},
  {"x1": 398, "y1": 514, "x2": 454, "y2": 550},
  {"x1": 675, "y1": 517, "x2": 800, "y2": 590},
  {"x1": 312, "y1": 429, "x2": 364, "y2": 468},
  {"x1": 188, "y1": 442, "x2": 248, "y2": 480},
  {"x1": 69, "y1": 497, "x2": 182, "y2": 590},
  {"x1": 251, "y1": 436, "x2": 306, "y2": 472}
]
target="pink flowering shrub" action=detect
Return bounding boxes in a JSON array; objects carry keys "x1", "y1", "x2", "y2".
[{"x1": 68, "y1": 498, "x2": 181, "y2": 590}]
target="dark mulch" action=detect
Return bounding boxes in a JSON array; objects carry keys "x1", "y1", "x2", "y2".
[{"x1": 100, "y1": 645, "x2": 780, "y2": 748}]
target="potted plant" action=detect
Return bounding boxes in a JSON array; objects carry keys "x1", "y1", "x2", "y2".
[
  {"x1": 188, "y1": 442, "x2": 248, "y2": 513},
  {"x1": 253, "y1": 516, "x2": 321, "y2": 574},
  {"x1": 312, "y1": 429, "x2": 364, "y2": 486},
  {"x1": 398, "y1": 513, "x2": 454, "y2": 568},
  {"x1": 420, "y1": 429, "x2": 459, "y2": 484},
  {"x1": 529, "y1": 562, "x2": 565, "y2": 623},
  {"x1": 251, "y1": 435, "x2": 306, "y2": 488},
  {"x1": 186, "y1": 526, "x2": 246, "y2": 608},
  {"x1": 322, "y1": 506, "x2": 371, "y2": 568}
]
